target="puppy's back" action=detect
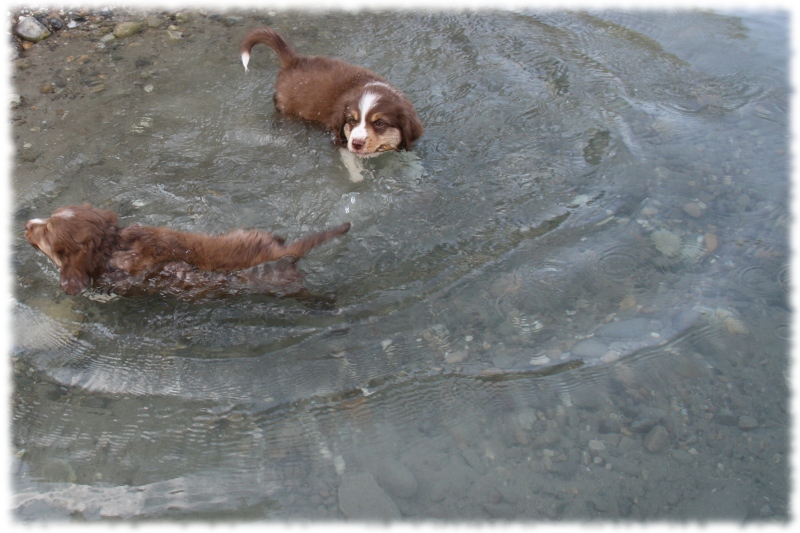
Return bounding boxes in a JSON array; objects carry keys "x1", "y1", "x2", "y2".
[{"x1": 115, "y1": 222, "x2": 351, "y2": 274}]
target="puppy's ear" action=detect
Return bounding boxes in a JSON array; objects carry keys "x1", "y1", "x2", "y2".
[
  {"x1": 59, "y1": 248, "x2": 92, "y2": 295},
  {"x1": 96, "y1": 207, "x2": 119, "y2": 228},
  {"x1": 400, "y1": 112, "x2": 424, "y2": 151}
]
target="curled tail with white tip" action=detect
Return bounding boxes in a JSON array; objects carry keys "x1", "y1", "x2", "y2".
[{"x1": 241, "y1": 27, "x2": 297, "y2": 72}]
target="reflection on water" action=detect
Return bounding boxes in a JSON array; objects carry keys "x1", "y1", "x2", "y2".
[{"x1": 11, "y1": 9, "x2": 788, "y2": 521}]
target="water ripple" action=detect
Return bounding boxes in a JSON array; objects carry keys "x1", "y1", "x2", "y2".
[
  {"x1": 729, "y1": 263, "x2": 784, "y2": 299},
  {"x1": 585, "y1": 241, "x2": 653, "y2": 285}
]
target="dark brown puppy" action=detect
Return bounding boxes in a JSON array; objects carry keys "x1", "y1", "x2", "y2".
[
  {"x1": 97, "y1": 257, "x2": 313, "y2": 301},
  {"x1": 241, "y1": 27, "x2": 423, "y2": 158},
  {"x1": 24, "y1": 204, "x2": 350, "y2": 296}
]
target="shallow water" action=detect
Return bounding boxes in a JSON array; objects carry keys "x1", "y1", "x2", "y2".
[{"x1": 10, "y1": 9, "x2": 789, "y2": 521}]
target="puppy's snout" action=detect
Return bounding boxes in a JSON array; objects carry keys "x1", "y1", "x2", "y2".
[
  {"x1": 24, "y1": 220, "x2": 42, "y2": 250},
  {"x1": 350, "y1": 138, "x2": 366, "y2": 150}
]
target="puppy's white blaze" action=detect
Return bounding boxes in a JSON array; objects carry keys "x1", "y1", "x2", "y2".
[
  {"x1": 241, "y1": 52, "x2": 250, "y2": 72},
  {"x1": 359, "y1": 91, "x2": 381, "y2": 117},
  {"x1": 364, "y1": 81, "x2": 400, "y2": 96},
  {"x1": 365, "y1": 81, "x2": 390, "y2": 89},
  {"x1": 350, "y1": 92, "x2": 381, "y2": 142},
  {"x1": 28, "y1": 218, "x2": 45, "y2": 225}
]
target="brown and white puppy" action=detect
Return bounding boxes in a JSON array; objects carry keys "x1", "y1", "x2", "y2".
[
  {"x1": 24, "y1": 204, "x2": 350, "y2": 297},
  {"x1": 241, "y1": 27, "x2": 424, "y2": 158}
]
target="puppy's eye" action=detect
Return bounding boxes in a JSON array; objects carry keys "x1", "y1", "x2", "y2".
[
  {"x1": 373, "y1": 119, "x2": 386, "y2": 129},
  {"x1": 346, "y1": 117, "x2": 357, "y2": 126}
]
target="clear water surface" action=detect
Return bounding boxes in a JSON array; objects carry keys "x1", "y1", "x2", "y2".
[{"x1": 10, "y1": 9, "x2": 789, "y2": 521}]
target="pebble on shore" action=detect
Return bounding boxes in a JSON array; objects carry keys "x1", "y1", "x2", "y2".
[
  {"x1": 14, "y1": 16, "x2": 52, "y2": 43},
  {"x1": 113, "y1": 21, "x2": 142, "y2": 39}
]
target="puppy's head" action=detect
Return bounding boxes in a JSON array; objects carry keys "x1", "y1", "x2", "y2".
[
  {"x1": 334, "y1": 83, "x2": 423, "y2": 157},
  {"x1": 25, "y1": 204, "x2": 119, "y2": 295}
]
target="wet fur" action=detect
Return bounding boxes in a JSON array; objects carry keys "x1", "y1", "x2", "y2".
[
  {"x1": 25, "y1": 204, "x2": 350, "y2": 297},
  {"x1": 241, "y1": 27, "x2": 423, "y2": 157},
  {"x1": 96, "y1": 257, "x2": 319, "y2": 301}
]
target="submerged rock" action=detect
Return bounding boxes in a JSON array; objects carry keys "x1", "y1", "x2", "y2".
[
  {"x1": 644, "y1": 425, "x2": 669, "y2": 453},
  {"x1": 738, "y1": 415, "x2": 759, "y2": 430},
  {"x1": 444, "y1": 349, "x2": 468, "y2": 364},
  {"x1": 704, "y1": 232, "x2": 719, "y2": 252},
  {"x1": 596, "y1": 318, "x2": 650, "y2": 339},
  {"x1": 338, "y1": 472, "x2": 401, "y2": 520},
  {"x1": 373, "y1": 460, "x2": 418, "y2": 499},
  {"x1": 683, "y1": 201, "x2": 706, "y2": 218},
  {"x1": 461, "y1": 447, "x2": 486, "y2": 475},
  {"x1": 651, "y1": 229, "x2": 681, "y2": 257},
  {"x1": 571, "y1": 338, "x2": 608, "y2": 358}
]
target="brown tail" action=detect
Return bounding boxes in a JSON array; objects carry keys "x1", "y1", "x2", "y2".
[
  {"x1": 241, "y1": 27, "x2": 296, "y2": 71},
  {"x1": 282, "y1": 222, "x2": 351, "y2": 258}
]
